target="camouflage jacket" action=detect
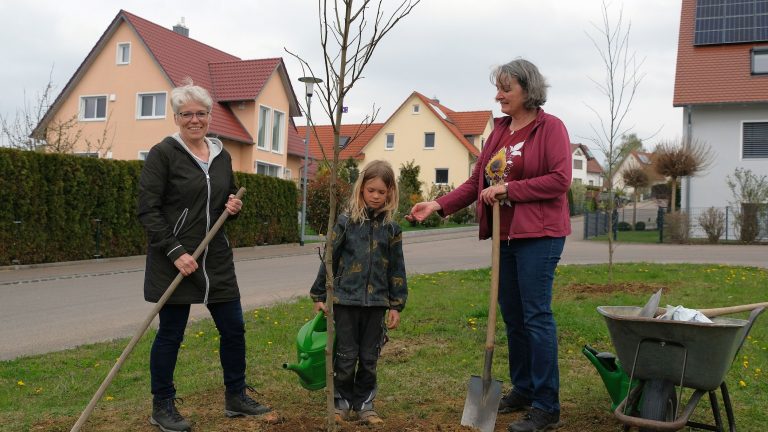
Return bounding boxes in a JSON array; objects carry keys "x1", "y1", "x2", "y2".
[{"x1": 310, "y1": 212, "x2": 408, "y2": 312}]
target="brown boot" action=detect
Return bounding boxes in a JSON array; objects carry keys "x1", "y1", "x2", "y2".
[{"x1": 359, "y1": 409, "x2": 384, "y2": 426}]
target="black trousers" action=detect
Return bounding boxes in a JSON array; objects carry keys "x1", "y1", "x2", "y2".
[{"x1": 333, "y1": 305, "x2": 387, "y2": 411}]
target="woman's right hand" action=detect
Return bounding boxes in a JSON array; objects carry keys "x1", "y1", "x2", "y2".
[
  {"x1": 174, "y1": 253, "x2": 198, "y2": 277},
  {"x1": 406, "y1": 201, "x2": 441, "y2": 222}
]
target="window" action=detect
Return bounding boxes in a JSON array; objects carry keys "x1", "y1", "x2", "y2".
[
  {"x1": 412, "y1": 104, "x2": 420, "y2": 114},
  {"x1": 271, "y1": 110, "x2": 285, "y2": 152},
  {"x1": 138, "y1": 151, "x2": 149, "y2": 161},
  {"x1": 573, "y1": 178, "x2": 582, "y2": 184},
  {"x1": 257, "y1": 106, "x2": 270, "y2": 149},
  {"x1": 255, "y1": 161, "x2": 282, "y2": 177},
  {"x1": 80, "y1": 96, "x2": 107, "y2": 120},
  {"x1": 74, "y1": 152, "x2": 99, "y2": 158},
  {"x1": 573, "y1": 159, "x2": 583, "y2": 170},
  {"x1": 385, "y1": 133, "x2": 395, "y2": 150},
  {"x1": 339, "y1": 136, "x2": 351, "y2": 149},
  {"x1": 589, "y1": 180, "x2": 594, "y2": 186},
  {"x1": 743, "y1": 121, "x2": 768, "y2": 158},
  {"x1": 435, "y1": 168, "x2": 448, "y2": 184},
  {"x1": 424, "y1": 132, "x2": 435, "y2": 149},
  {"x1": 116, "y1": 42, "x2": 131, "y2": 64},
  {"x1": 137, "y1": 93, "x2": 166, "y2": 118},
  {"x1": 752, "y1": 48, "x2": 768, "y2": 74},
  {"x1": 284, "y1": 168, "x2": 293, "y2": 180}
]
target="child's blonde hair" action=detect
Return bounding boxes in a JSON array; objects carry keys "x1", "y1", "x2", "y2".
[{"x1": 347, "y1": 160, "x2": 399, "y2": 224}]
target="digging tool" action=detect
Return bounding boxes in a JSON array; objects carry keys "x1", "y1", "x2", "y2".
[
  {"x1": 71, "y1": 187, "x2": 245, "y2": 432},
  {"x1": 654, "y1": 301, "x2": 768, "y2": 318},
  {"x1": 461, "y1": 196, "x2": 503, "y2": 432}
]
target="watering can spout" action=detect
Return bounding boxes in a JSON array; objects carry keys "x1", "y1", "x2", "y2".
[
  {"x1": 582, "y1": 344, "x2": 637, "y2": 411},
  {"x1": 283, "y1": 355, "x2": 313, "y2": 382}
]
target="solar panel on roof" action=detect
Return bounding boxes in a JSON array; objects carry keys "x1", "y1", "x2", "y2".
[{"x1": 694, "y1": 0, "x2": 768, "y2": 45}]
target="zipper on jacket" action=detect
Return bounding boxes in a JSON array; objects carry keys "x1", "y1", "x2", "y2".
[{"x1": 202, "y1": 172, "x2": 211, "y2": 304}]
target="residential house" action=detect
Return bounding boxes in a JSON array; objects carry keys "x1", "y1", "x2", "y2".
[
  {"x1": 674, "y1": 0, "x2": 768, "y2": 211},
  {"x1": 33, "y1": 10, "x2": 303, "y2": 180},
  {"x1": 299, "y1": 91, "x2": 492, "y2": 192},
  {"x1": 571, "y1": 143, "x2": 604, "y2": 188},
  {"x1": 611, "y1": 150, "x2": 665, "y2": 199}
]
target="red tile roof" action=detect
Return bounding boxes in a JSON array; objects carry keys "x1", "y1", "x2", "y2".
[
  {"x1": 447, "y1": 110, "x2": 492, "y2": 135},
  {"x1": 209, "y1": 58, "x2": 283, "y2": 101},
  {"x1": 587, "y1": 158, "x2": 603, "y2": 174},
  {"x1": 287, "y1": 117, "x2": 306, "y2": 157},
  {"x1": 674, "y1": 0, "x2": 768, "y2": 105},
  {"x1": 297, "y1": 123, "x2": 385, "y2": 161}
]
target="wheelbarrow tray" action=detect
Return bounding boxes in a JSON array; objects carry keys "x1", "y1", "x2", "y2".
[{"x1": 597, "y1": 306, "x2": 750, "y2": 391}]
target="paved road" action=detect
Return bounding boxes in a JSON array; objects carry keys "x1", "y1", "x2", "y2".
[{"x1": 1, "y1": 220, "x2": 765, "y2": 360}]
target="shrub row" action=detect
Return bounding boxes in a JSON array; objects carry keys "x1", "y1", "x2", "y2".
[{"x1": 0, "y1": 148, "x2": 297, "y2": 265}]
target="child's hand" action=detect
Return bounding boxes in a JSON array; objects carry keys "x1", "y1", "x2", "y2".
[
  {"x1": 386, "y1": 310, "x2": 400, "y2": 329},
  {"x1": 313, "y1": 301, "x2": 327, "y2": 314}
]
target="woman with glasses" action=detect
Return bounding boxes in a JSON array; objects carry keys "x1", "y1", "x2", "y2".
[{"x1": 138, "y1": 78, "x2": 271, "y2": 432}]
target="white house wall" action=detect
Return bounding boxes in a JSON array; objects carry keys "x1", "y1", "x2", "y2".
[{"x1": 683, "y1": 104, "x2": 768, "y2": 210}]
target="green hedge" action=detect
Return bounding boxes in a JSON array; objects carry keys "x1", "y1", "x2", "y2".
[{"x1": 0, "y1": 148, "x2": 298, "y2": 265}]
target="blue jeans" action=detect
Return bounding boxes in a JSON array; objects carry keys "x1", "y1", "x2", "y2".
[
  {"x1": 497, "y1": 236, "x2": 565, "y2": 414},
  {"x1": 150, "y1": 300, "x2": 246, "y2": 400}
]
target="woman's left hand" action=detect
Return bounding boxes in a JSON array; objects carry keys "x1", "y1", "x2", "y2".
[
  {"x1": 480, "y1": 183, "x2": 507, "y2": 205},
  {"x1": 225, "y1": 194, "x2": 242, "y2": 215},
  {"x1": 386, "y1": 309, "x2": 401, "y2": 329}
]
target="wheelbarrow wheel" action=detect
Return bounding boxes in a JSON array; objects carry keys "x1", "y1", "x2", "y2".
[{"x1": 638, "y1": 379, "x2": 677, "y2": 432}]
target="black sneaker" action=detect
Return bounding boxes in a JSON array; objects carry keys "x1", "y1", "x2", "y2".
[
  {"x1": 150, "y1": 398, "x2": 192, "y2": 432},
  {"x1": 224, "y1": 386, "x2": 272, "y2": 417},
  {"x1": 508, "y1": 408, "x2": 561, "y2": 432},
  {"x1": 499, "y1": 390, "x2": 532, "y2": 413}
]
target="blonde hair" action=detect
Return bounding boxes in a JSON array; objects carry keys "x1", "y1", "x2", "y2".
[{"x1": 347, "y1": 160, "x2": 399, "y2": 224}]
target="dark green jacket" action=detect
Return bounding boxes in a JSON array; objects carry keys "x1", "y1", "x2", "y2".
[{"x1": 310, "y1": 212, "x2": 408, "y2": 312}]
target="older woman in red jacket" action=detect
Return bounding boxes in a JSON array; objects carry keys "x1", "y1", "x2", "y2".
[{"x1": 408, "y1": 58, "x2": 571, "y2": 432}]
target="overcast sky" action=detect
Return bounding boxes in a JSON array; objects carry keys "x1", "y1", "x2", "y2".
[{"x1": 0, "y1": 0, "x2": 683, "y2": 155}]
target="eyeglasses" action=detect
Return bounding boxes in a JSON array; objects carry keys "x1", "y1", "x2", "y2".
[{"x1": 177, "y1": 111, "x2": 210, "y2": 121}]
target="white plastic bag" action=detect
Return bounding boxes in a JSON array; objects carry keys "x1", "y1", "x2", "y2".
[{"x1": 658, "y1": 305, "x2": 713, "y2": 323}]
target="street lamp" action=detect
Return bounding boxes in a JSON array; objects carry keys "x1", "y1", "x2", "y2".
[{"x1": 298, "y1": 76, "x2": 323, "y2": 246}]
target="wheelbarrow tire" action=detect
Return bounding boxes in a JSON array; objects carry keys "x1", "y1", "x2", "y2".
[{"x1": 638, "y1": 379, "x2": 677, "y2": 432}]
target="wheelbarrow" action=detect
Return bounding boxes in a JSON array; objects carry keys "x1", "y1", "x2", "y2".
[{"x1": 594, "y1": 305, "x2": 764, "y2": 432}]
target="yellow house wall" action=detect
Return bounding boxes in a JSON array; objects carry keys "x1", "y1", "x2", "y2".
[
  {"x1": 50, "y1": 22, "x2": 175, "y2": 160},
  {"x1": 250, "y1": 73, "x2": 290, "y2": 176},
  {"x1": 362, "y1": 95, "x2": 476, "y2": 191}
]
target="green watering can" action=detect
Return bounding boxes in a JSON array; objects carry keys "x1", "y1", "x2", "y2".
[
  {"x1": 282, "y1": 312, "x2": 327, "y2": 391},
  {"x1": 582, "y1": 345, "x2": 639, "y2": 411}
]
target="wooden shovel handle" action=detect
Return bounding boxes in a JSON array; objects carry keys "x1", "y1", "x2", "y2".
[
  {"x1": 482, "y1": 200, "x2": 501, "y2": 382},
  {"x1": 699, "y1": 302, "x2": 768, "y2": 318}
]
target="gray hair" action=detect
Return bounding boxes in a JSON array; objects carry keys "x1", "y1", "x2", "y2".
[
  {"x1": 170, "y1": 77, "x2": 213, "y2": 113},
  {"x1": 491, "y1": 58, "x2": 548, "y2": 109}
]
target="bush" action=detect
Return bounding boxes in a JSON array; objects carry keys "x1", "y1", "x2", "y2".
[
  {"x1": 697, "y1": 207, "x2": 724, "y2": 244},
  {"x1": 634, "y1": 221, "x2": 646, "y2": 231},
  {"x1": 616, "y1": 221, "x2": 632, "y2": 231},
  {"x1": 664, "y1": 211, "x2": 690, "y2": 244},
  {"x1": 449, "y1": 204, "x2": 474, "y2": 224},
  {"x1": 306, "y1": 171, "x2": 351, "y2": 235}
]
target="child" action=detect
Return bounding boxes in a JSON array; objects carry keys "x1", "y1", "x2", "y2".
[{"x1": 310, "y1": 160, "x2": 408, "y2": 426}]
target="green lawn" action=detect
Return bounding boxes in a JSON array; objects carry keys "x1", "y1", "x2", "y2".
[
  {"x1": 2, "y1": 264, "x2": 766, "y2": 431},
  {"x1": 591, "y1": 230, "x2": 661, "y2": 243}
]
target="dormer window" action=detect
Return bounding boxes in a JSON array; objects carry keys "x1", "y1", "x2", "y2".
[
  {"x1": 117, "y1": 42, "x2": 131, "y2": 65},
  {"x1": 752, "y1": 47, "x2": 768, "y2": 74}
]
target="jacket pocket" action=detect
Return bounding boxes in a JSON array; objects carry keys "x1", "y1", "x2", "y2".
[{"x1": 173, "y1": 208, "x2": 189, "y2": 236}]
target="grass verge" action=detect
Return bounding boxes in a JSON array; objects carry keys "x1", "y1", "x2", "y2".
[{"x1": 1, "y1": 263, "x2": 766, "y2": 431}]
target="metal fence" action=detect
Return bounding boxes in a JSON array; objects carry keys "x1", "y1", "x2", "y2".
[{"x1": 583, "y1": 205, "x2": 768, "y2": 243}]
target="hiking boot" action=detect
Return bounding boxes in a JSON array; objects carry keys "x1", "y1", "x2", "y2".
[
  {"x1": 334, "y1": 408, "x2": 350, "y2": 422},
  {"x1": 359, "y1": 409, "x2": 384, "y2": 426},
  {"x1": 224, "y1": 386, "x2": 272, "y2": 417},
  {"x1": 507, "y1": 408, "x2": 561, "y2": 432},
  {"x1": 150, "y1": 398, "x2": 192, "y2": 432},
  {"x1": 499, "y1": 389, "x2": 532, "y2": 413}
]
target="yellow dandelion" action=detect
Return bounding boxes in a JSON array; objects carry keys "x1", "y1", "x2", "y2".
[
  {"x1": 274, "y1": 321, "x2": 279, "y2": 325},
  {"x1": 268, "y1": 341, "x2": 273, "y2": 345},
  {"x1": 94, "y1": 363, "x2": 100, "y2": 368},
  {"x1": 743, "y1": 361, "x2": 749, "y2": 368},
  {"x1": 739, "y1": 380, "x2": 747, "y2": 387},
  {"x1": 755, "y1": 368, "x2": 762, "y2": 374},
  {"x1": 35, "y1": 387, "x2": 43, "y2": 394},
  {"x1": 213, "y1": 350, "x2": 219, "y2": 354},
  {"x1": 105, "y1": 396, "x2": 114, "y2": 401},
  {"x1": 16, "y1": 380, "x2": 25, "y2": 387},
  {"x1": 181, "y1": 344, "x2": 186, "y2": 348}
]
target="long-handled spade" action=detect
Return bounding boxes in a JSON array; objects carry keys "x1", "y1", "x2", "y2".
[
  {"x1": 461, "y1": 195, "x2": 503, "y2": 432},
  {"x1": 70, "y1": 187, "x2": 246, "y2": 432}
]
